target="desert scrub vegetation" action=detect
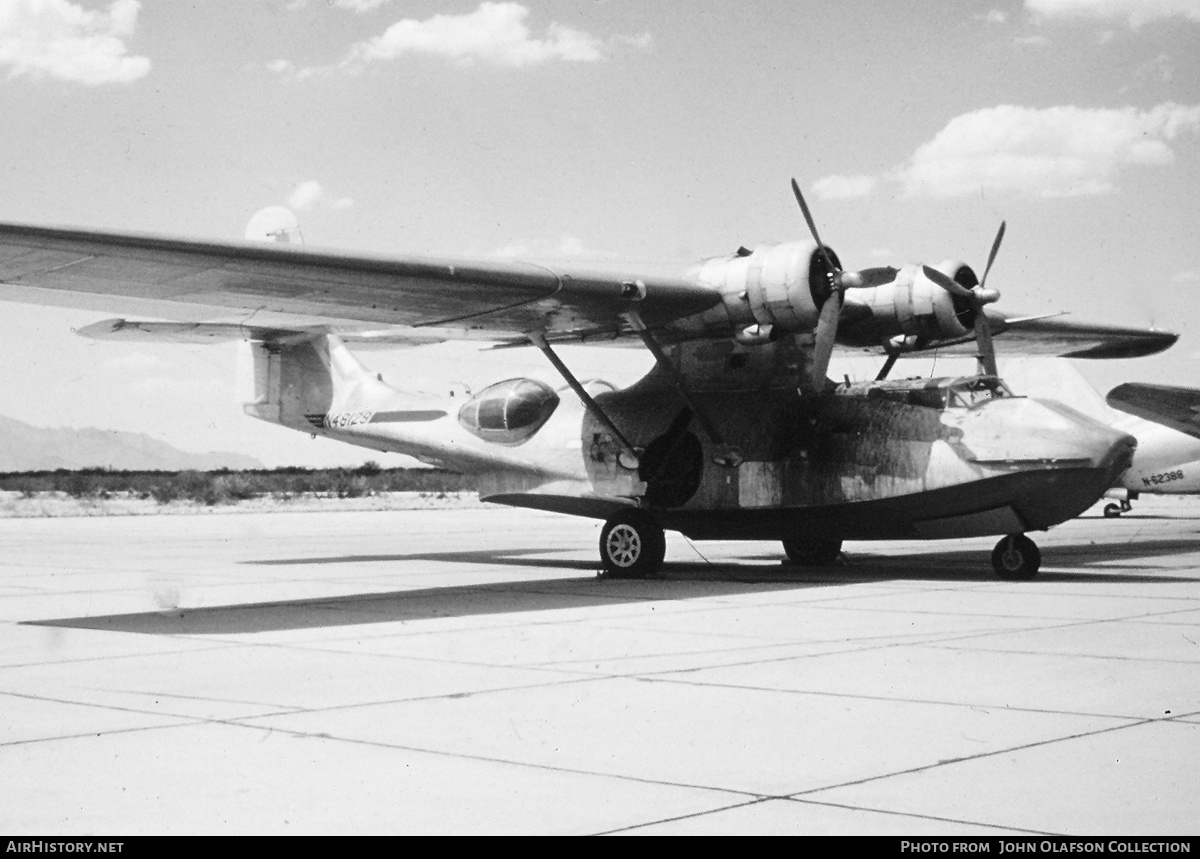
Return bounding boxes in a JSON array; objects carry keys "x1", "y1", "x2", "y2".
[{"x1": 0, "y1": 464, "x2": 470, "y2": 506}]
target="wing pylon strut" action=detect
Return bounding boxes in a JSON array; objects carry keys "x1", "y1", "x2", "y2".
[
  {"x1": 623, "y1": 309, "x2": 743, "y2": 467},
  {"x1": 528, "y1": 331, "x2": 640, "y2": 468}
]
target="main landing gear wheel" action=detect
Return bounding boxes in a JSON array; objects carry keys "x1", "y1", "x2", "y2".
[
  {"x1": 599, "y1": 512, "x2": 666, "y2": 579},
  {"x1": 991, "y1": 534, "x2": 1040, "y2": 580},
  {"x1": 782, "y1": 536, "x2": 843, "y2": 566}
]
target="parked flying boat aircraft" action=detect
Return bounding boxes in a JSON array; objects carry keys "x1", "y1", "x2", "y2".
[{"x1": 0, "y1": 181, "x2": 1176, "y2": 579}]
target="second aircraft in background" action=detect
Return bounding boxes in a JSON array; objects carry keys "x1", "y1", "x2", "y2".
[{"x1": 1003, "y1": 358, "x2": 1200, "y2": 518}]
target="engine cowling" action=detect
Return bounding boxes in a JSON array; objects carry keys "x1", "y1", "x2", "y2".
[
  {"x1": 838, "y1": 259, "x2": 980, "y2": 351},
  {"x1": 691, "y1": 241, "x2": 840, "y2": 337}
]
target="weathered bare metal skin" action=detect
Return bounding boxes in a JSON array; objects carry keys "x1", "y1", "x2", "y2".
[
  {"x1": 252, "y1": 334, "x2": 1135, "y2": 546},
  {"x1": 579, "y1": 375, "x2": 1133, "y2": 539}
]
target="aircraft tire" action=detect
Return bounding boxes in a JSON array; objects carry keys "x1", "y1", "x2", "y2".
[
  {"x1": 782, "y1": 536, "x2": 842, "y2": 566},
  {"x1": 992, "y1": 534, "x2": 1040, "y2": 580},
  {"x1": 599, "y1": 512, "x2": 666, "y2": 578},
  {"x1": 1103, "y1": 503, "x2": 1122, "y2": 518}
]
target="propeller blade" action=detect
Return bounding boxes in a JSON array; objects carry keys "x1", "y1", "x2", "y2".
[
  {"x1": 974, "y1": 307, "x2": 998, "y2": 377},
  {"x1": 791, "y1": 178, "x2": 838, "y2": 274},
  {"x1": 853, "y1": 266, "x2": 900, "y2": 288},
  {"x1": 921, "y1": 265, "x2": 974, "y2": 299},
  {"x1": 925, "y1": 264, "x2": 1000, "y2": 375},
  {"x1": 810, "y1": 288, "x2": 841, "y2": 389},
  {"x1": 980, "y1": 221, "x2": 1006, "y2": 290}
]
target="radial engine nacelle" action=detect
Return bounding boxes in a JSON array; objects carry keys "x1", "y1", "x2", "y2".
[
  {"x1": 692, "y1": 240, "x2": 840, "y2": 337},
  {"x1": 838, "y1": 259, "x2": 986, "y2": 352},
  {"x1": 689, "y1": 244, "x2": 990, "y2": 353}
]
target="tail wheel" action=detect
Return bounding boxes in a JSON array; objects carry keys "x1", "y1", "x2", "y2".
[
  {"x1": 1103, "y1": 503, "x2": 1122, "y2": 519},
  {"x1": 782, "y1": 536, "x2": 842, "y2": 566},
  {"x1": 600, "y1": 512, "x2": 666, "y2": 578},
  {"x1": 992, "y1": 534, "x2": 1040, "y2": 580}
]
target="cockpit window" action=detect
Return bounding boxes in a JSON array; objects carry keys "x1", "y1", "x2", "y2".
[
  {"x1": 854, "y1": 376, "x2": 1014, "y2": 411},
  {"x1": 946, "y1": 377, "x2": 1012, "y2": 409}
]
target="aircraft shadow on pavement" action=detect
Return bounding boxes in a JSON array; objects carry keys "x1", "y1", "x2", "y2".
[
  {"x1": 26, "y1": 537, "x2": 1200, "y2": 636},
  {"x1": 246, "y1": 547, "x2": 601, "y2": 570},
  {"x1": 836, "y1": 536, "x2": 1200, "y2": 584},
  {"x1": 26, "y1": 573, "x2": 821, "y2": 636}
]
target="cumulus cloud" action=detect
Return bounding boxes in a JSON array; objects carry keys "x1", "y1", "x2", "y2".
[
  {"x1": 811, "y1": 174, "x2": 878, "y2": 200},
  {"x1": 896, "y1": 104, "x2": 1200, "y2": 198},
  {"x1": 333, "y1": 0, "x2": 393, "y2": 11},
  {"x1": 814, "y1": 103, "x2": 1200, "y2": 200},
  {"x1": 341, "y1": 2, "x2": 641, "y2": 70},
  {"x1": 1026, "y1": 0, "x2": 1200, "y2": 27},
  {"x1": 287, "y1": 180, "x2": 353, "y2": 211},
  {"x1": 0, "y1": 0, "x2": 150, "y2": 85}
]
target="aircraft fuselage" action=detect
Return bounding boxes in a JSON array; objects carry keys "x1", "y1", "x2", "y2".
[{"x1": 266, "y1": 337, "x2": 1135, "y2": 545}]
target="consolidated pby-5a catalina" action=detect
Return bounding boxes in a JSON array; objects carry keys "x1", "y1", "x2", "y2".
[{"x1": 0, "y1": 181, "x2": 1176, "y2": 579}]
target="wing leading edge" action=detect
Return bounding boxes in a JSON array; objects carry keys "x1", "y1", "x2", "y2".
[
  {"x1": 883, "y1": 311, "x2": 1178, "y2": 360},
  {"x1": 0, "y1": 221, "x2": 720, "y2": 340}
]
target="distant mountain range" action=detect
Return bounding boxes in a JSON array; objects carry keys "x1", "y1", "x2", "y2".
[{"x1": 0, "y1": 413, "x2": 263, "y2": 472}]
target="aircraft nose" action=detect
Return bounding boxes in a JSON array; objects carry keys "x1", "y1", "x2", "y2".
[
  {"x1": 1099, "y1": 432, "x2": 1138, "y2": 481},
  {"x1": 954, "y1": 397, "x2": 1139, "y2": 531},
  {"x1": 1041, "y1": 400, "x2": 1137, "y2": 479},
  {"x1": 1002, "y1": 400, "x2": 1138, "y2": 530}
]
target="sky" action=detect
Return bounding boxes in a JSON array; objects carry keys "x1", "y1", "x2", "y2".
[{"x1": 0, "y1": 0, "x2": 1197, "y2": 468}]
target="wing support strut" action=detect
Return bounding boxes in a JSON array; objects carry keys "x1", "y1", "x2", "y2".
[
  {"x1": 622, "y1": 310, "x2": 743, "y2": 468},
  {"x1": 875, "y1": 351, "x2": 900, "y2": 382},
  {"x1": 528, "y1": 331, "x2": 640, "y2": 468}
]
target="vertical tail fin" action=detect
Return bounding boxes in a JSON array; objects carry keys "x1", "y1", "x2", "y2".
[
  {"x1": 239, "y1": 334, "x2": 428, "y2": 431},
  {"x1": 1002, "y1": 357, "x2": 1114, "y2": 424}
]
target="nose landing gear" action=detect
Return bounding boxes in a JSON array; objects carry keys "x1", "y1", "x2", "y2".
[
  {"x1": 992, "y1": 533, "x2": 1040, "y2": 580},
  {"x1": 1103, "y1": 498, "x2": 1134, "y2": 518}
]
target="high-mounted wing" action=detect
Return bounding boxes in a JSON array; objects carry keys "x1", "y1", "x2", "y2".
[
  {"x1": 1107, "y1": 383, "x2": 1200, "y2": 439},
  {"x1": 0, "y1": 221, "x2": 719, "y2": 340},
  {"x1": 888, "y1": 311, "x2": 1178, "y2": 360}
]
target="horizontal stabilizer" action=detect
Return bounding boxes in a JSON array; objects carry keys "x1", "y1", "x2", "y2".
[
  {"x1": 75, "y1": 318, "x2": 450, "y2": 348},
  {"x1": 76, "y1": 318, "x2": 295, "y2": 344},
  {"x1": 1107, "y1": 383, "x2": 1200, "y2": 440}
]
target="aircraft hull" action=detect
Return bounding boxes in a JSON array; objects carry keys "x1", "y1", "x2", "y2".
[
  {"x1": 248, "y1": 335, "x2": 1135, "y2": 544},
  {"x1": 481, "y1": 382, "x2": 1134, "y2": 542},
  {"x1": 655, "y1": 466, "x2": 1119, "y2": 541}
]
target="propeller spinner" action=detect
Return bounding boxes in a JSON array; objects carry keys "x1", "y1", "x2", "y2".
[
  {"x1": 790, "y1": 178, "x2": 898, "y2": 390},
  {"x1": 920, "y1": 221, "x2": 1006, "y2": 377}
]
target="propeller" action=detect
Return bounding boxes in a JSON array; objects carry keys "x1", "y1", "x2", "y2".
[
  {"x1": 921, "y1": 220, "x2": 1006, "y2": 377},
  {"x1": 790, "y1": 178, "x2": 898, "y2": 390}
]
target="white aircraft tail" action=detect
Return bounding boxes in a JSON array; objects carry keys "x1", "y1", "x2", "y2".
[
  {"x1": 239, "y1": 333, "x2": 443, "y2": 435},
  {"x1": 1002, "y1": 357, "x2": 1114, "y2": 424}
]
